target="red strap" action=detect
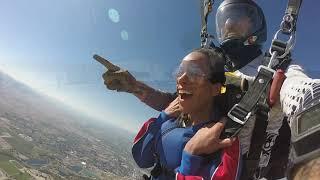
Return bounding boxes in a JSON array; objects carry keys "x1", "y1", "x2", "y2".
[
  {"x1": 176, "y1": 173, "x2": 204, "y2": 180},
  {"x1": 211, "y1": 138, "x2": 241, "y2": 180}
]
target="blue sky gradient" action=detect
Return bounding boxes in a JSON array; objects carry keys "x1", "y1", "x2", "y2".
[{"x1": 0, "y1": 0, "x2": 319, "y2": 132}]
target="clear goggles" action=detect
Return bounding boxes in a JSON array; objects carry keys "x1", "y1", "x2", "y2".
[{"x1": 174, "y1": 61, "x2": 209, "y2": 83}]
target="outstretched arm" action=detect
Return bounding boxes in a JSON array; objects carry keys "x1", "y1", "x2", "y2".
[
  {"x1": 93, "y1": 54, "x2": 175, "y2": 111},
  {"x1": 131, "y1": 80, "x2": 176, "y2": 111}
]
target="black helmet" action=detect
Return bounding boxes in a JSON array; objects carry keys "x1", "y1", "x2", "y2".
[{"x1": 216, "y1": 0, "x2": 267, "y2": 46}]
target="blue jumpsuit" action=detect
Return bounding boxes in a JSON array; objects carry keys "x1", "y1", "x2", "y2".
[{"x1": 132, "y1": 111, "x2": 242, "y2": 180}]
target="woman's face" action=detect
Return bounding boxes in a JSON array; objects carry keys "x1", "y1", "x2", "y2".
[{"x1": 176, "y1": 52, "x2": 221, "y2": 114}]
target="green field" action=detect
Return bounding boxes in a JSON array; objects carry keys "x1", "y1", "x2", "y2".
[
  {"x1": 12, "y1": 172, "x2": 31, "y2": 180},
  {"x1": 81, "y1": 169, "x2": 96, "y2": 178},
  {"x1": 0, "y1": 161, "x2": 19, "y2": 175},
  {"x1": 0, "y1": 153, "x2": 31, "y2": 180},
  {"x1": 0, "y1": 126, "x2": 10, "y2": 133},
  {"x1": 0, "y1": 154, "x2": 11, "y2": 161},
  {"x1": 0, "y1": 154, "x2": 20, "y2": 175},
  {"x1": 10, "y1": 160, "x2": 24, "y2": 169},
  {"x1": 4, "y1": 135, "x2": 34, "y2": 155}
]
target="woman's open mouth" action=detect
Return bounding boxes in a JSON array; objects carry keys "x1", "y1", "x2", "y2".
[{"x1": 178, "y1": 90, "x2": 193, "y2": 100}]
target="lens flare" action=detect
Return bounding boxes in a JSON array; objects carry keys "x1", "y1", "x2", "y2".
[{"x1": 108, "y1": 8, "x2": 120, "y2": 23}]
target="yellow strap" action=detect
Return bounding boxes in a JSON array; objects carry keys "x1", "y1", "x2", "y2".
[
  {"x1": 221, "y1": 72, "x2": 240, "y2": 94},
  {"x1": 221, "y1": 86, "x2": 226, "y2": 94},
  {"x1": 225, "y1": 72, "x2": 239, "y2": 78}
]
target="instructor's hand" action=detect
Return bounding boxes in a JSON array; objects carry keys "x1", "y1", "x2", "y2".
[
  {"x1": 164, "y1": 97, "x2": 182, "y2": 118},
  {"x1": 93, "y1": 54, "x2": 138, "y2": 93},
  {"x1": 184, "y1": 118, "x2": 236, "y2": 155}
]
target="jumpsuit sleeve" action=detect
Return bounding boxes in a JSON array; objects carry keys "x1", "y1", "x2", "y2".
[
  {"x1": 134, "y1": 80, "x2": 176, "y2": 111},
  {"x1": 132, "y1": 111, "x2": 171, "y2": 168},
  {"x1": 176, "y1": 138, "x2": 242, "y2": 180},
  {"x1": 142, "y1": 90, "x2": 176, "y2": 111},
  {"x1": 280, "y1": 64, "x2": 320, "y2": 119}
]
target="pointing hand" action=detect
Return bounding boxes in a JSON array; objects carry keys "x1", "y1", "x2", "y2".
[{"x1": 93, "y1": 54, "x2": 138, "y2": 93}]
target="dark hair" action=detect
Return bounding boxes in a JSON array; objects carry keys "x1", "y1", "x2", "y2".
[{"x1": 191, "y1": 48, "x2": 226, "y2": 84}]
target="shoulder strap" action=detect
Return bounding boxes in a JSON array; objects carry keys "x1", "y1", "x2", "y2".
[
  {"x1": 241, "y1": 104, "x2": 270, "y2": 180},
  {"x1": 225, "y1": 66, "x2": 274, "y2": 137},
  {"x1": 200, "y1": 0, "x2": 215, "y2": 48},
  {"x1": 225, "y1": 0, "x2": 304, "y2": 140},
  {"x1": 227, "y1": 1, "x2": 304, "y2": 179}
]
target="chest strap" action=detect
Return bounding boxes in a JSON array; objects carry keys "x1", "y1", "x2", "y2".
[{"x1": 225, "y1": 66, "x2": 274, "y2": 137}]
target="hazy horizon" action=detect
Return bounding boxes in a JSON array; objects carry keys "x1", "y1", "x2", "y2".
[{"x1": 0, "y1": 0, "x2": 319, "y2": 133}]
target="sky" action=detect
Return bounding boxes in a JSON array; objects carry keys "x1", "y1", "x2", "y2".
[{"x1": 0, "y1": 0, "x2": 319, "y2": 133}]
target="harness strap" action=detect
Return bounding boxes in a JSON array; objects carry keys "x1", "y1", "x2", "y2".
[
  {"x1": 150, "y1": 158, "x2": 162, "y2": 177},
  {"x1": 283, "y1": 0, "x2": 303, "y2": 34},
  {"x1": 251, "y1": 104, "x2": 270, "y2": 179},
  {"x1": 200, "y1": 0, "x2": 214, "y2": 48},
  {"x1": 225, "y1": 66, "x2": 274, "y2": 137},
  {"x1": 241, "y1": 1, "x2": 303, "y2": 178},
  {"x1": 227, "y1": 0, "x2": 304, "y2": 174}
]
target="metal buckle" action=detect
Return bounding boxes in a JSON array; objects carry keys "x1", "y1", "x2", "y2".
[
  {"x1": 258, "y1": 65, "x2": 276, "y2": 76},
  {"x1": 227, "y1": 104, "x2": 252, "y2": 125}
]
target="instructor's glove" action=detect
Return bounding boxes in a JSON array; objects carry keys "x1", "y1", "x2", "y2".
[
  {"x1": 102, "y1": 69, "x2": 137, "y2": 93},
  {"x1": 93, "y1": 54, "x2": 138, "y2": 93}
]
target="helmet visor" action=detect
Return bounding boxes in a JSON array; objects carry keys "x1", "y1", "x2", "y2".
[{"x1": 216, "y1": 3, "x2": 263, "y2": 44}]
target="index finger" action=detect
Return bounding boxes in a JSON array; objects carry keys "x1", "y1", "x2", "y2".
[{"x1": 93, "y1": 54, "x2": 121, "y2": 71}]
